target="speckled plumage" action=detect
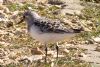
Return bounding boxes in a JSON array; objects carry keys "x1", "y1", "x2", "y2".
[
  {"x1": 33, "y1": 18, "x2": 74, "y2": 33},
  {"x1": 19, "y1": 10, "x2": 83, "y2": 61},
  {"x1": 20, "y1": 10, "x2": 83, "y2": 44},
  {"x1": 23, "y1": 10, "x2": 82, "y2": 34}
]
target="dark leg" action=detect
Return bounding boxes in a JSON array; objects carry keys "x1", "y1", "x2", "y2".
[
  {"x1": 45, "y1": 44, "x2": 47, "y2": 63},
  {"x1": 56, "y1": 43, "x2": 59, "y2": 59}
]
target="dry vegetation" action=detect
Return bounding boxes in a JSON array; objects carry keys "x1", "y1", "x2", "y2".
[{"x1": 0, "y1": 0, "x2": 100, "y2": 67}]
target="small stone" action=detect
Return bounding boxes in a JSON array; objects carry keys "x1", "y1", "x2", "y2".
[
  {"x1": 48, "y1": 0, "x2": 65, "y2": 5},
  {"x1": 62, "y1": 49, "x2": 69, "y2": 53},
  {"x1": 87, "y1": 39, "x2": 94, "y2": 44},
  {"x1": 31, "y1": 47, "x2": 44, "y2": 55},
  {"x1": 47, "y1": 51, "x2": 55, "y2": 56},
  {"x1": 78, "y1": 53, "x2": 86, "y2": 57},
  {"x1": 28, "y1": 7, "x2": 33, "y2": 10},
  {"x1": 93, "y1": 37, "x2": 100, "y2": 43},
  {"x1": 71, "y1": 19, "x2": 78, "y2": 23},
  {"x1": 6, "y1": 21, "x2": 13, "y2": 27},
  {"x1": 95, "y1": 46, "x2": 100, "y2": 52},
  {"x1": 0, "y1": 59, "x2": 3, "y2": 64},
  {"x1": 3, "y1": 7, "x2": 10, "y2": 14},
  {"x1": 19, "y1": 55, "x2": 44, "y2": 63}
]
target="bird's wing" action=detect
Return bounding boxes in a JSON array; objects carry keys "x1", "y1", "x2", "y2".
[{"x1": 33, "y1": 18, "x2": 77, "y2": 33}]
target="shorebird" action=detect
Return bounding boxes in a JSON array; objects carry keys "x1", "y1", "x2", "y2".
[{"x1": 18, "y1": 10, "x2": 83, "y2": 62}]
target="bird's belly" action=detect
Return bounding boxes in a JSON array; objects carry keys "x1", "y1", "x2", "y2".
[
  {"x1": 29, "y1": 26, "x2": 76, "y2": 44},
  {"x1": 37, "y1": 33, "x2": 76, "y2": 43}
]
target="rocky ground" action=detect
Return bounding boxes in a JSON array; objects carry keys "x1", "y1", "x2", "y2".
[{"x1": 0, "y1": 0, "x2": 100, "y2": 67}]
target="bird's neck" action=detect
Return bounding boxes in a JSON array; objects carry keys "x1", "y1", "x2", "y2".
[
  {"x1": 26, "y1": 19, "x2": 34, "y2": 31},
  {"x1": 26, "y1": 16, "x2": 40, "y2": 31}
]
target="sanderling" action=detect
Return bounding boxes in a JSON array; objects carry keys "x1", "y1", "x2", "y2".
[{"x1": 18, "y1": 10, "x2": 83, "y2": 62}]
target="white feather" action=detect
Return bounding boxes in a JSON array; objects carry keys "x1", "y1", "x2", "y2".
[{"x1": 29, "y1": 25, "x2": 77, "y2": 44}]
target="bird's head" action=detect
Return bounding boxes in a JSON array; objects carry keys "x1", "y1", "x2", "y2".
[{"x1": 18, "y1": 10, "x2": 40, "y2": 24}]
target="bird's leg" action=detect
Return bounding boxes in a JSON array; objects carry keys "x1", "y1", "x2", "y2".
[
  {"x1": 56, "y1": 43, "x2": 59, "y2": 59},
  {"x1": 45, "y1": 44, "x2": 47, "y2": 63}
]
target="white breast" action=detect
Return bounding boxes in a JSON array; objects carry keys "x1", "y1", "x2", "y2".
[{"x1": 29, "y1": 25, "x2": 77, "y2": 44}]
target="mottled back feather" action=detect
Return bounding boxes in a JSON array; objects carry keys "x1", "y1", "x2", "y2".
[
  {"x1": 23, "y1": 10, "x2": 83, "y2": 34},
  {"x1": 33, "y1": 18, "x2": 74, "y2": 33}
]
